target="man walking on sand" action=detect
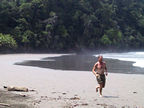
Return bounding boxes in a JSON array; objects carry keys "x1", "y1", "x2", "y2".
[{"x1": 92, "y1": 55, "x2": 108, "y2": 97}]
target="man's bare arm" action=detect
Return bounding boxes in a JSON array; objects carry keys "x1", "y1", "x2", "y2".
[
  {"x1": 105, "y1": 63, "x2": 108, "y2": 76},
  {"x1": 92, "y1": 63, "x2": 97, "y2": 75}
]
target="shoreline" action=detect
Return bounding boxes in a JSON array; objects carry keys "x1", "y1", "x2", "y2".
[
  {"x1": 0, "y1": 54, "x2": 144, "y2": 108},
  {"x1": 15, "y1": 54, "x2": 144, "y2": 75},
  {"x1": 1, "y1": 48, "x2": 144, "y2": 55}
]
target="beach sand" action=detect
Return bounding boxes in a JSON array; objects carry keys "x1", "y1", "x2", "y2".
[{"x1": 0, "y1": 54, "x2": 144, "y2": 108}]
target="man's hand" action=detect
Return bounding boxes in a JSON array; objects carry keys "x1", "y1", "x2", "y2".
[
  {"x1": 95, "y1": 73, "x2": 99, "y2": 77},
  {"x1": 93, "y1": 72, "x2": 97, "y2": 76}
]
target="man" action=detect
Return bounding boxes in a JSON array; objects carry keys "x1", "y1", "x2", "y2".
[{"x1": 92, "y1": 55, "x2": 108, "y2": 97}]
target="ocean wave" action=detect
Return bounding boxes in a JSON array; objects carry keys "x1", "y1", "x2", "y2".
[{"x1": 94, "y1": 52, "x2": 144, "y2": 68}]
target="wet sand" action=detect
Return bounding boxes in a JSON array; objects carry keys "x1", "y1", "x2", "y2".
[
  {"x1": 16, "y1": 54, "x2": 144, "y2": 74},
  {"x1": 0, "y1": 54, "x2": 144, "y2": 108}
]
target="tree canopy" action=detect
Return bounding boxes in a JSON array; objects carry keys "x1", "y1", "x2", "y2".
[{"x1": 0, "y1": 0, "x2": 144, "y2": 51}]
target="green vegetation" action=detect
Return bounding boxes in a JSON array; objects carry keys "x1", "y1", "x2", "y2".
[
  {"x1": 0, "y1": 33, "x2": 17, "y2": 49},
  {"x1": 0, "y1": 0, "x2": 144, "y2": 51}
]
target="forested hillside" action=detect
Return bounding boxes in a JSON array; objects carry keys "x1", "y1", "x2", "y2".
[{"x1": 0, "y1": 0, "x2": 144, "y2": 51}]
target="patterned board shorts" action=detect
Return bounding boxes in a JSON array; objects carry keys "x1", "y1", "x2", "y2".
[{"x1": 96, "y1": 74, "x2": 106, "y2": 88}]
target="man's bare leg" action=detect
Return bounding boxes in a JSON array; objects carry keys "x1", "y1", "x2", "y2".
[
  {"x1": 99, "y1": 84, "x2": 103, "y2": 97},
  {"x1": 96, "y1": 85, "x2": 100, "y2": 92},
  {"x1": 102, "y1": 83, "x2": 105, "y2": 88}
]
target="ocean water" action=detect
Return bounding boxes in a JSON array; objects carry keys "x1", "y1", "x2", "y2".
[{"x1": 95, "y1": 52, "x2": 144, "y2": 68}]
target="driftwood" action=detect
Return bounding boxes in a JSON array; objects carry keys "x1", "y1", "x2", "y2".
[
  {"x1": 4, "y1": 86, "x2": 28, "y2": 92},
  {"x1": 0, "y1": 103, "x2": 10, "y2": 107}
]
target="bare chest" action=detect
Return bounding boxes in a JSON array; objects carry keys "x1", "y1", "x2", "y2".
[{"x1": 96, "y1": 63, "x2": 105, "y2": 69}]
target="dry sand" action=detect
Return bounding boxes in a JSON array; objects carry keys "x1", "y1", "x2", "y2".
[{"x1": 0, "y1": 54, "x2": 144, "y2": 108}]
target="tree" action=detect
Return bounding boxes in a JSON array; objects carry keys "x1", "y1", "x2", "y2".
[
  {"x1": 0, "y1": 33, "x2": 17, "y2": 49},
  {"x1": 0, "y1": 0, "x2": 144, "y2": 51},
  {"x1": 101, "y1": 34, "x2": 112, "y2": 46}
]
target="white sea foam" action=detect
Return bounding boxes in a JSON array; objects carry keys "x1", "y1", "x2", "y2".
[{"x1": 94, "y1": 52, "x2": 144, "y2": 68}]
